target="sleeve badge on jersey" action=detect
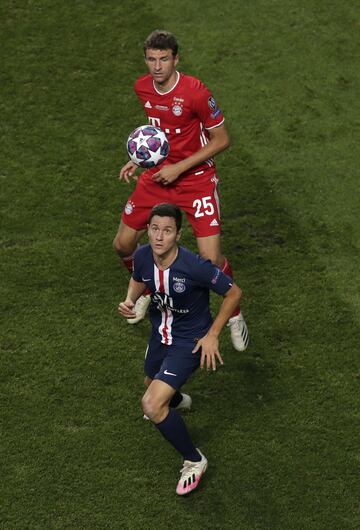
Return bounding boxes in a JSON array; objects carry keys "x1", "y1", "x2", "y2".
[
  {"x1": 208, "y1": 96, "x2": 222, "y2": 118},
  {"x1": 211, "y1": 268, "x2": 221, "y2": 284},
  {"x1": 208, "y1": 96, "x2": 217, "y2": 110}
]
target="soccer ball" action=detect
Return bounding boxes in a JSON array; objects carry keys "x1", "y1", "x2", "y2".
[{"x1": 126, "y1": 125, "x2": 170, "y2": 168}]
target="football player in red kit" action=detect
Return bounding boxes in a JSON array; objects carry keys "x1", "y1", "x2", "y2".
[{"x1": 114, "y1": 30, "x2": 248, "y2": 351}]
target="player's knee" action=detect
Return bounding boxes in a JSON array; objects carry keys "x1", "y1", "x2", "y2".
[
  {"x1": 112, "y1": 235, "x2": 124, "y2": 255},
  {"x1": 199, "y1": 249, "x2": 223, "y2": 268},
  {"x1": 141, "y1": 392, "x2": 160, "y2": 420},
  {"x1": 113, "y1": 235, "x2": 135, "y2": 258}
]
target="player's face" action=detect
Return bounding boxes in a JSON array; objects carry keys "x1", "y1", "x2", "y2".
[
  {"x1": 144, "y1": 48, "x2": 179, "y2": 90},
  {"x1": 148, "y1": 215, "x2": 181, "y2": 260}
]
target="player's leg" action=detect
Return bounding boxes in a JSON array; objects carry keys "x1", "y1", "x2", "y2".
[
  {"x1": 178, "y1": 172, "x2": 234, "y2": 271},
  {"x1": 141, "y1": 378, "x2": 176, "y2": 423},
  {"x1": 196, "y1": 233, "x2": 237, "y2": 294},
  {"x1": 113, "y1": 220, "x2": 144, "y2": 260},
  {"x1": 196, "y1": 233, "x2": 249, "y2": 351},
  {"x1": 143, "y1": 375, "x2": 191, "y2": 419},
  {"x1": 180, "y1": 175, "x2": 249, "y2": 351},
  {"x1": 143, "y1": 341, "x2": 192, "y2": 421},
  {"x1": 143, "y1": 342, "x2": 207, "y2": 495},
  {"x1": 142, "y1": 374, "x2": 198, "y2": 458},
  {"x1": 142, "y1": 379, "x2": 207, "y2": 495},
  {"x1": 195, "y1": 232, "x2": 223, "y2": 267}
]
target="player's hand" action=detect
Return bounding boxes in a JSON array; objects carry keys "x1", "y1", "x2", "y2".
[
  {"x1": 118, "y1": 299, "x2": 136, "y2": 319},
  {"x1": 192, "y1": 334, "x2": 224, "y2": 371},
  {"x1": 151, "y1": 164, "x2": 181, "y2": 185},
  {"x1": 119, "y1": 161, "x2": 139, "y2": 183}
]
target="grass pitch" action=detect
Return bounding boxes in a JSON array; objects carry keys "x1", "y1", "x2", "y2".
[{"x1": 1, "y1": 1, "x2": 359, "y2": 529}]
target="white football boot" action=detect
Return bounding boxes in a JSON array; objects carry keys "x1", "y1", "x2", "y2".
[
  {"x1": 228, "y1": 312, "x2": 249, "y2": 351},
  {"x1": 143, "y1": 393, "x2": 192, "y2": 420},
  {"x1": 175, "y1": 393, "x2": 192, "y2": 412},
  {"x1": 176, "y1": 449, "x2": 208, "y2": 495},
  {"x1": 127, "y1": 294, "x2": 151, "y2": 325}
]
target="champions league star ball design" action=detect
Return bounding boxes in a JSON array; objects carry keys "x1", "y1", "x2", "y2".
[{"x1": 126, "y1": 125, "x2": 170, "y2": 168}]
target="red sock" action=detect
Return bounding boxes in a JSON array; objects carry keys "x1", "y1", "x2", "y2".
[
  {"x1": 121, "y1": 255, "x2": 151, "y2": 296},
  {"x1": 221, "y1": 257, "x2": 240, "y2": 318},
  {"x1": 221, "y1": 257, "x2": 233, "y2": 278}
]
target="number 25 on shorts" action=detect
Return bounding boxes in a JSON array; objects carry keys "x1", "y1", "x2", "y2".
[{"x1": 193, "y1": 196, "x2": 215, "y2": 218}]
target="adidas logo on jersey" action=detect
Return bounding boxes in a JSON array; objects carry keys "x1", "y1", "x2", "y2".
[
  {"x1": 144, "y1": 101, "x2": 152, "y2": 108},
  {"x1": 210, "y1": 219, "x2": 219, "y2": 227}
]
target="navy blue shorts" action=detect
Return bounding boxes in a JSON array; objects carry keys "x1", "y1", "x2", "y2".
[{"x1": 144, "y1": 338, "x2": 201, "y2": 391}]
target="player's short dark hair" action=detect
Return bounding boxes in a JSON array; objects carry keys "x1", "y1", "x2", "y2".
[
  {"x1": 148, "y1": 203, "x2": 182, "y2": 232},
  {"x1": 143, "y1": 30, "x2": 179, "y2": 57}
]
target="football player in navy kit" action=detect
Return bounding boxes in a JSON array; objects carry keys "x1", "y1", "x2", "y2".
[{"x1": 118, "y1": 203, "x2": 242, "y2": 495}]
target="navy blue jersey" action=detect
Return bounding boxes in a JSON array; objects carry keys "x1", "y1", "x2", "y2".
[{"x1": 132, "y1": 245, "x2": 232, "y2": 344}]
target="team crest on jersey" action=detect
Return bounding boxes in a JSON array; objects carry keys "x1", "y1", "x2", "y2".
[
  {"x1": 172, "y1": 104, "x2": 183, "y2": 116},
  {"x1": 124, "y1": 200, "x2": 135, "y2": 215},
  {"x1": 172, "y1": 97, "x2": 184, "y2": 116},
  {"x1": 173, "y1": 281, "x2": 186, "y2": 293}
]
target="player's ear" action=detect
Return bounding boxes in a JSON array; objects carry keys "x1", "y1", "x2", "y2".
[
  {"x1": 176, "y1": 228, "x2": 182, "y2": 241},
  {"x1": 174, "y1": 54, "x2": 179, "y2": 66}
]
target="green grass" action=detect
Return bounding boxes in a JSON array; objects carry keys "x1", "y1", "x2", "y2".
[{"x1": 1, "y1": 1, "x2": 359, "y2": 528}]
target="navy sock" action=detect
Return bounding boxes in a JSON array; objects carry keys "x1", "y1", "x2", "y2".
[
  {"x1": 169, "y1": 391, "x2": 183, "y2": 408},
  {"x1": 155, "y1": 409, "x2": 201, "y2": 462}
]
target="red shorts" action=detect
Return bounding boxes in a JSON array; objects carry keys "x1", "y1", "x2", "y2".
[{"x1": 121, "y1": 169, "x2": 222, "y2": 237}]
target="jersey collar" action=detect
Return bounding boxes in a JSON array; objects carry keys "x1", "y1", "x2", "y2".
[{"x1": 153, "y1": 71, "x2": 180, "y2": 95}]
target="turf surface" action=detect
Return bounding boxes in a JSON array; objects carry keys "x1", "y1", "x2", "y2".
[{"x1": 1, "y1": 1, "x2": 359, "y2": 528}]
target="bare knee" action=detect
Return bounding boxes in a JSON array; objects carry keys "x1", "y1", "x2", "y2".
[
  {"x1": 141, "y1": 392, "x2": 168, "y2": 423},
  {"x1": 196, "y1": 235, "x2": 224, "y2": 268},
  {"x1": 141, "y1": 393, "x2": 160, "y2": 420},
  {"x1": 113, "y1": 233, "x2": 137, "y2": 258},
  {"x1": 113, "y1": 223, "x2": 145, "y2": 258}
]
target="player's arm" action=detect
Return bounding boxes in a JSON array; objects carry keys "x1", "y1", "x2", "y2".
[
  {"x1": 118, "y1": 277, "x2": 147, "y2": 319},
  {"x1": 151, "y1": 123, "x2": 230, "y2": 185},
  {"x1": 193, "y1": 283, "x2": 242, "y2": 370}
]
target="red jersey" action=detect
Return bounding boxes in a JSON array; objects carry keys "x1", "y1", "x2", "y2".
[{"x1": 134, "y1": 72, "x2": 225, "y2": 177}]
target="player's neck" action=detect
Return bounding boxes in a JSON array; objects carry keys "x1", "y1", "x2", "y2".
[
  {"x1": 153, "y1": 246, "x2": 179, "y2": 270},
  {"x1": 153, "y1": 71, "x2": 179, "y2": 94}
]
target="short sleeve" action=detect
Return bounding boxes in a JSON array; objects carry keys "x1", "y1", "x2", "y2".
[
  {"x1": 192, "y1": 85, "x2": 225, "y2": 130},
  {"x1": 191, "y1": 255, "x2": 232, "y2": 295}
]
